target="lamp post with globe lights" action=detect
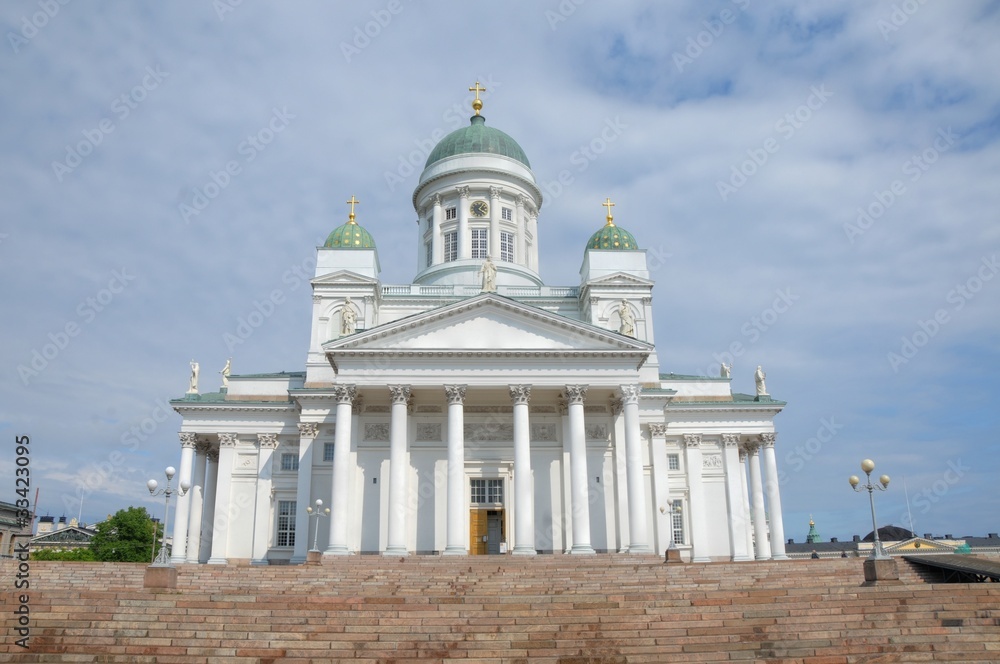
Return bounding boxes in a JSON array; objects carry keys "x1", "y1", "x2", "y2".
[
  {"x1": 849, "y1": 459, "x2": 891, "y2": 560},
  {"x1": 147, "y1": 466, "x2": 189, "y2": 567},
  {"x1": 306, "y1": 499, "x2": 330, "y2": 554}
]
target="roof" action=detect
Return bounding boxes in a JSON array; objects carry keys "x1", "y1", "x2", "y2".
[
  {"x1": 425, "y1": 115, "x2": 530, "y2": 168},
  {"x1": 324, "y1": 220, "x2": 376, "y2": 249},
  {"x1": 586, "y1": 223, "x2": 639, "y2": 252}
]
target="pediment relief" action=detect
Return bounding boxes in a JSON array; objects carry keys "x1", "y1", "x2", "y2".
[{"x1": 311, "y1": 270, "x2": 379, "y2": 286}]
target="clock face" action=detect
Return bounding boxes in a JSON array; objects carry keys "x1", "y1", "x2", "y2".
[{"x1": 470, "y1": 200, "x2": 489, "y2": 217}]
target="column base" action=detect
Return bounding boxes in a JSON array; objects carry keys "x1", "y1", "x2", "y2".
[
  {"x1": 325, "y1": 546, "x2": 351, "y2": 556},
  {"x1": 570, "y1": 544, "x2": 595, "y2": 555},
  {"x1": 754, "y1": 555, "x2": 772, "y2": 561},
  {"x1": 732, "y1": 554, "x2": 754, "y2": 562},
  {"x1": 169, "y1": 555, "x2": 186, "y2": 565},
  {"x1": 443, "y1": 546, "x2": 467, "y2": 556},
  {"x1": 206, "y1": 557, "x2": 227, "y2": 565},
  {"x1": 771, "y1": 553, "x2": 789, "y2": 560},
  {"x1": 512, "y1": 546, "x2": 537, "y2": 556},
  {"x1": 692, "y1": 556, "x2": 712, "y2": 563},
  {"x1": 384, "y1": 546, "x2": 408, "y2": 556},
  {"x1": 628, "y1": 545, "x2": 654, "y2": 555}
]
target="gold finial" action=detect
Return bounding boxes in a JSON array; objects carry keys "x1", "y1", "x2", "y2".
[
  {"x1": 469, "y1": 80, "x2": 486, "y2": 115},
  {"x1": 809, "y1": 514, "x2": 815, "y2": 526},
  {"x1": 602, "y1": 197, "x2": 616, "y2": 226},
  {"x1": 346, "y1": 195, "x2": 360, "y2": 224}
]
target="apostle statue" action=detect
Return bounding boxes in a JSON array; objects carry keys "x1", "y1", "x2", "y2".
[
  {"x1": 187, "y1": 360, "x2": 199, "y2": 394},
  {"x1": 618, "y1": 299, "x2": 635, "y2": 337},
  {"x1": 340, "y1": 297, "x2": 357, "y2": 336},
  {"x1": 720, "y1": 362, "x2": 731, "y2": 378},
  {"x1": 754, "y1": 365, "x2": 768, "y2": 396},
  {"x1": 480, "y1": 255, "x2": 497, "y2": 293},
  {"x1": 219, "y1": 357, "x2": 231, "y2": 389}
]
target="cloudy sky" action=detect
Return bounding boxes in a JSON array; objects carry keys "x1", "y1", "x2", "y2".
[{"x1": 2, "y1": 1, "x2": 998, "y2": 543}]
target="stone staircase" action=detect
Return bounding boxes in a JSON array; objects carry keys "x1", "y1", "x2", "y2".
[{"x1": 2, "y1": 555, "x2": 999, "y2": 662}]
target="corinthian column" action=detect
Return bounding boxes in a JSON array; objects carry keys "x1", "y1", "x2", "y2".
[
  {"x1": 208, "y1": 433, "x2": 238, "y2": 565},
  {"x1": 760, "y1": 433, "x2": 787, "y2": 559},
  {"x1": 620, "y1": 385, "x2": 651, "y2": 553},
  {"x1": 456, "y1": 186, "x2": 470, "y2": 260},
  {"x1": 171, "y1": 433, "x2": 197, "y2": 563},
  {"x1": 443, "y1": 385, "x2": 467, "y2": 555},
  {"x1": 566, "y1": 385, "x2": 594, "y2": 554},
  {"x1": 292, "y1": 422, "x2": 318, "y2": 563},
  {"x1": 251, "y1": 433, "x2": 278, "y2": 564},
  {"x1": 328, "y1": 385, "x2": 356, "y2": 555},
  {"x1": 185, "y1": 441, "x2": 209, "y2": 563},
  {"x1": 510, "y1": 385, "x2": 535, "y2": 555},
  {"x1": 683, "y1": 434, "x2": 710, "y2": 562},
  {"x1": 722, "y1": 434, "x2": 752, "y2": 562},
  {"x1": 746, "y1": 441, "x2": 771, "y2": 560},
  {"x1": 385, "y1": 385, "x2": 411, "y2": 555}
]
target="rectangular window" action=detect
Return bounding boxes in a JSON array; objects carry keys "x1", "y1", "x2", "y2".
[
  {"x1": 276, "y1": 500, "x2": 296, "y2": 547},
  {"x1": 672, "y1": 499, "x2": 685, "y2": 545},
  {"x1": 323, "y1": 442, "x2": 335, "y2": 462},
  {"x1": 500, "y1": 231, "x2": 515, "y2": 263},
  {"x1": 470, "y1": 478, "x2": 504, "y2": 504},
  {"x1": 501, "y1": 206, "x2": 513, "y2": 221},
  {"x1": 471, "y1": 228, "x2": 488, "y2": 259},
  {"x1": 487, "y1": 478, "x2": 503, "y2": 503},
  {"x1": 280, "y1": 453, "x2": 299, "y2": 471},
  {"x1": 444, "y1": 231, "x2": 458, "y2": 262},
  {"x1": 425, "y1": 240, "x2": 433, "y2": 267},
  {"x1": 471, "y1": 479, "x2": 486, "y2": 504},
  {"x1": 668, "y1": 454, "x2": 680, "y2": 471},
  {"x1": 445, "y1": 207, "x2": 457, "y2": 220}
]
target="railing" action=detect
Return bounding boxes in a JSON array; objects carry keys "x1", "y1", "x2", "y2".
[{"x1": 380, "y1": 284, "x2": 579, "y2": 298}]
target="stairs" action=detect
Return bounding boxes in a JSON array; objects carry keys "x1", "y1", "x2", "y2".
[{"x1": 3, "y1": 555, "x2": 999, "y2": 662}]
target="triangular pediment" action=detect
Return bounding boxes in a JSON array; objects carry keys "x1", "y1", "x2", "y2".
[
  {"x1": 584, "y1": 272, "x2": 655, "y2": 287},
  {"x1": 324, "y1": 294, "x2": 651, "y2": 353},
  {"x1": 311, "y1": 270, "x2": 379, "y2": 286},
  {"x1": 885, "y1": 537, "x2": 956, "y2": 552}
]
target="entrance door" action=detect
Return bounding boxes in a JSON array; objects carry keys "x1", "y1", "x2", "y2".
[
  {"x1": 469, "y1": 508, "x2": 505, "y2": 555},
  {"x1": 486, "y1": 510, "x2": 502, "y2": 555}
]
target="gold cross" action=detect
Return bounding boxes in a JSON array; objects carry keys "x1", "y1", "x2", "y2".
[
  {"x1": 469, "y1": 81, "x2": 487, "y2": 115},
  {"x1": 602, "y1": 197, "x2": 615, "y2": 225},
  {"x1": 346, "y1": 195, "x2": 359, "y2": 222}
]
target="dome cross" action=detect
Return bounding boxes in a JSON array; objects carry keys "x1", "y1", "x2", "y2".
[
  {"x1": 469, "y1": 81, "x2": 487, "y2": 115},
  {"x1": 602, "y1": 197, "x2": 616, "y2": 226},
  {"x1": 346, "y1": 195, "x2": 360, "y2": 224}
]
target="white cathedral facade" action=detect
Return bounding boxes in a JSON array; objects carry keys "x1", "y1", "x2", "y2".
[{"x1": 170, "y1": 89, "x2": 788, "y2": 564}]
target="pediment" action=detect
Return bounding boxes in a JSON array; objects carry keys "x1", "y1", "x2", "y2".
[
  {"x1": 311, "y1": 270, "x2": 379, "y2": 286},
  {"x1": 325, "y1": 294, "x2": 651, "y2": 353},
  {"x1": 886, "y1": 537, "x2": 956, "y2": 552},
  {"x1": 584, "y1": 272, "x2": 655, "y2": 287}
]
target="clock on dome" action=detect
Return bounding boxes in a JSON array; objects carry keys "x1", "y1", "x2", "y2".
[{"x1": 470, "y1": 200, "x2": 489, "y2": 217}]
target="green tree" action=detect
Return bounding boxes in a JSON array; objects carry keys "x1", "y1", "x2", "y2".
[
  {"x1": 90, "y1": 506, "x2": 160, "y2": 562},
  {"x1": 31, "y1": 547, "x2": 96, "y2": 561}
]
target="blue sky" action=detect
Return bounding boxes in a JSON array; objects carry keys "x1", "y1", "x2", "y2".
[{"x1": 2, "y1": 1, "x2": 997, "y2": 542}]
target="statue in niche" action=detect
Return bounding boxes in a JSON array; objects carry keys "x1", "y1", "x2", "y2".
[
  {"x1": 479, "y1": 255, "x2": 497, "y2": 292},
  {"x1": 755, "y1": 365, "x2": 768, "y2": 396},
  {"x1": 187, "y1": 360, "x2": 199, "y2": 394},
  {"x1": 618, "y1": 299, "x2": 635, "y2": 337},
  {"x1": 340, "y1": 297, "x2": 357, "y2": 336}
]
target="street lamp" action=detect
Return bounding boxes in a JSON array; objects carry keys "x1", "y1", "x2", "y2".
[
  {"x1": 849, "y1": 458, "x2": 891, "y2": 560},
  {"x1": 305, "y1": 498, "x2": 330, "y2": 553},
  {"x1": 147, "y1": 466, "x2": 190, "y2": 567}
]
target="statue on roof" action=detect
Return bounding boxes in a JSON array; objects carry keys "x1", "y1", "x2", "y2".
[
  {"x1": 187, "y1": 360, "x2": 199, "y2": 394},
  {"x1": 340, "y1": 297, "x2": 357, "y2": 336},
  {"x1": 618, "y1": 300, "x2": 635, "y2": 337},
  {"x1": 754, "y1": 365, "x2": 768, "y2": 396},
  {"x1": 480, "y1": 255, "x2": 497, "y2": 293},
  {"x1": 720, "y1": 362, "x2": 731, "y2": 378},
  {"x1": 220, "y1": 358, "x2": 231, "y2": 389}
]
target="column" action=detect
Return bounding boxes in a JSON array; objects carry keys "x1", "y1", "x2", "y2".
[
  {"x1": 566, "y1": 385, "x2": 594, "y2": 554},
  {"x1": 527, "y1": 212, "x2": 538, "y2": 271},
  {"x1": 385, "y1": 385, "x2": 411, "y2": 555},
  {"x1": 683, "y1": 434, "x2": 710, "y2": 562},
  {"x1": 621, "y1": 385, "x2": 651, "y2": 554},
  {"x1": 199, "y1": 449, "x2": 217, "y2": 563},
  {"x1": 648, "y1": 424, "x2": 673, "y2": 553},
  {"x1": 251, "y1": 433, "x2": 278, "y2": 564},
  {"x1": 739, "y1": 447, "x2": 754, "y2": 559},
  {"x1": 746, "y1": 441, "x2": 771, "y2": 560},
  {"x1": 510, "y1": 385, "x2": 535, "y2": 555},
  {"x1": 170, "y1": 433, "x2": 197, "y2": 563},
  {"x1": 328, "y1": 386, "x2": 356, "y2": 555},
  {"x1": 457, "y1": 186, "x2": 470, "y2": 260},
  {"x1": 291, "y1": 423, "x2": 318, "y2": 562},
  {"x1": 432, "y1": 193, "x2": 443, "y2": 264},
  {"x1": 515, "y1": 194, "x2": 527, "y2": 268},
  {"x1": 443, "y1": 385, "x2": 467, "y2": 555},
  {"x1": 185, "y1": 442, "x2": 209, "y2": 563},
  {"x1": 489, "y1": 186, "x2": 502, "y2": 261},
  {"x1": 760, "y1": 433, "x2": 787, "y2": 559},
  {"x1": 722, "y1": 434, "x2": 752, "y2": 562},
  {"x1": 208, "y1": 433, "x2": 238, "y2": 564}
]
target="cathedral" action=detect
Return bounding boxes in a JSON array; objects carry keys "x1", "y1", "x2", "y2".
[{"x1": 169, "y1": 85, "x2": 788, "y2": 564}]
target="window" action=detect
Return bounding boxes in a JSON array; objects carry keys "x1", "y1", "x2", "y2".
[
  {"x1": 323, "y1": 442, "x2": 335, "y2": 462},
  {"x1": 501, "y1": 206, "x2": 513, "y2": 221},
  {"x1": 470, "y1": 478, "x2": 504, "y2": 504},
  {"x1": 276, "y1": 500, "x2": 296, "y2": 547},
  {"x1": 280, "y1": 453, "x2": 299, "y2": 471},
  {"x1": 444, "y1": 232, "x2": 458, "y2": 262},
  {"x1": 471, "y1": 228, "x2": 488, "y2": 259},
  {"x1": 500, "y1": 231, "x2": 515, "y2": 263},
  {"x1": 445, "y1": 207, "x2": 457, "y2": 220},
  {"x1": 668, "y1": 454, "x2": 680, "y2": 471},
  {"x1": 425, "y1": 240, "x2": 432, "y2": 267},
  {"x1": 671, "y1": 500, "x2": 685, "y2": 545}
]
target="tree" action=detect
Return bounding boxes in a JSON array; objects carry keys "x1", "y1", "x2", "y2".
[
  {"x1": 90, "y1": 506, "x2": 161, "y2": 562},
  {"x1": 31, "y1": 548, "x2": 96, "y2": 561}
]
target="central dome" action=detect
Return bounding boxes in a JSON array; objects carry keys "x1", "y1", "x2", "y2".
[{"x1": 425, "y1": 115, "x2": 530, "y2": 168}]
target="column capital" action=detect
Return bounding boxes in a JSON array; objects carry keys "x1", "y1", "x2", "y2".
[
  {"x1": 179, "y1": 432, "x2": 198, "y2": 449},
  {"x1": 738, "y1": 447, "x2": 748, "y2": 462},
  {"x1": 432, "y1": 192, "x2": 442, "y2": 206},
  {"x1": 444, "y1": 384, "x2": 467, "y2": 405},
  {"x1": 682, "y1": 433, "x2": 702, "y2": 449},
  {"x1": 489, "y1": 185, "x2": 503, "y2": 199},
  {"x1": 648, "y1": 423, "x2": 667, "y2": 438},
  {"x1": 743, "y1": 440, "x2": 761, "y2": 454},
  {"x1": 722, "y1": 433, "x2": 741, "y2": 447},
  {"x1": 565, "y1": 385, "x2": 588, "y2": 405},
  {"x1": 389, "y1": 385, "x2": 411, "y2": 405},
  {"x1": 509, "y1": 385, "x2": 531, "y2": 405},
  {"x1": 218, "y1": 433, "x2": 239, "y2": 448},
  {"x1": 515, "y1": 193, "x2": 525, "y2": 208},
  {"x1": 759, "y1": 432, "x2": 776, "y2": 448},
  {"x1": 297, "y1": 422, "x2": 319, "y2": 439},
  {"x1": 257, "y1": 433, "x2": 279, "y2": 449},
  {"x1": 619, "y1": 384, "x2": 641, "y2": 404},
  {"x1": 196, "y1": 441, "x2": 212, "y2": 455},
  {"x1": 332, "y1": 384, "x2": 357, "y2": 405},
  {"x1": 456, "y1": 185, "x2": 470, "y2": 199},
  {"x1": 610, "y1": 398, "x2": 623, "y2": 416},
  {"x1": 207, "y1": 449, "x2": 219, "y2": 463}
]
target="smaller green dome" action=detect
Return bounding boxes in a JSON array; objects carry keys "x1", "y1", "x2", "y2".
[
  {"x1": 586, "y1": 222, "x2": 639, "y2": 252},
  {"x1": 324, "y1": 220, "x2": 376, "y2": 249}
]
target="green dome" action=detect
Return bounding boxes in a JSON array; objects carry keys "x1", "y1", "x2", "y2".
[
  {"x1": 586, "y1": 222, "x2": 639, "y2": 252},
  {"x1": 324, "y1": 220, "x2": 376, "y2": 249},
  {"x1": 425, "y1": 115, "x2": 530, "y2": 168}
]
